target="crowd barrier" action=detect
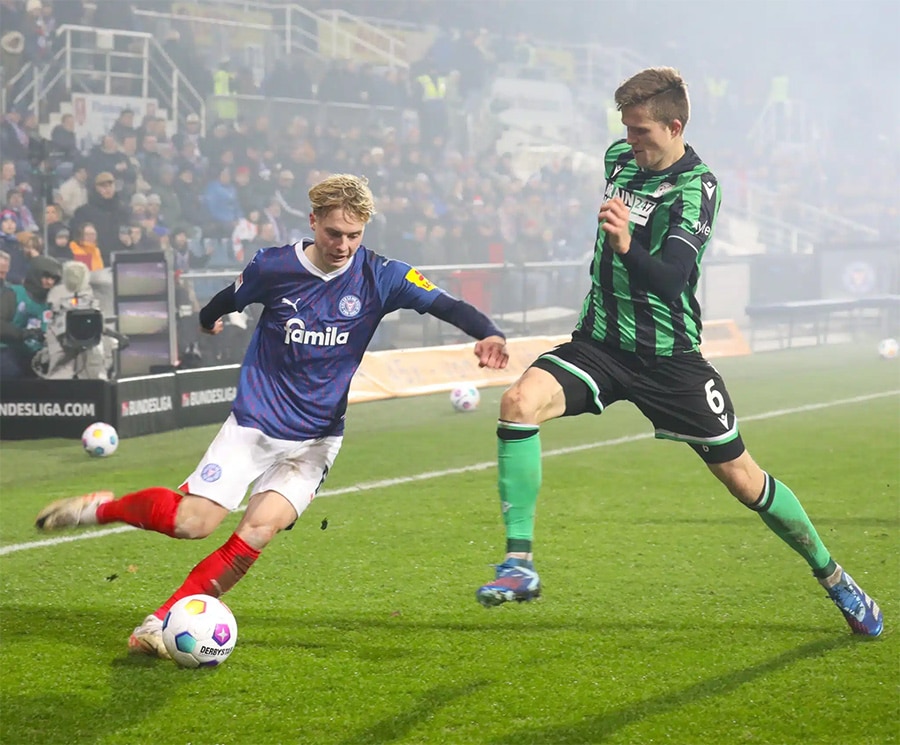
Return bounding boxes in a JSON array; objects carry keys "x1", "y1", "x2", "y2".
[{"x1": 0, "y1": 326, "x2": 750, "y2": 441}]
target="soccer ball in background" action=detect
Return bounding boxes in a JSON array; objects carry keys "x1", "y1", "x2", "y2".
[
  {"x1": 81, "y1": 422, "x2": 119, "y2": 457},
  {"x1": 162, "y1": 594, "x2": 238, "y2": 668},
  {"x1": 877, "y1": 338, "x2": 899, "y2": 360},
  {"x1": 450, "y1": 385, "x2": 481, "y2": 412}
]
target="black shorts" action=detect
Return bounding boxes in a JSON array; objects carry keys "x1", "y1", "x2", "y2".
[{"x1": 532, "y1": 337, "x2": 745, "y2": 464}]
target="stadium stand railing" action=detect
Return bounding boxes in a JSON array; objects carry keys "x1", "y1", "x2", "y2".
[{"x1": 7, "y1": 24, "x2": 204, "y2": 129}]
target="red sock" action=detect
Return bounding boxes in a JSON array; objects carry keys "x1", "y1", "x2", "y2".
[
  {"x1": 153, "y1": 533, "x2": 261, "y2": 620},
  {"x1": 96, "y1": 487, "x2": 183, "y2": 537}
]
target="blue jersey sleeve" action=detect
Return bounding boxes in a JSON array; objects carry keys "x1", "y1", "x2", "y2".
[
  {"x1": 233, "y1": 247, "x2": 270, "y2": 311},
  {"x1": 374, "y1": 257, "x2": 446, "y2": 315}
]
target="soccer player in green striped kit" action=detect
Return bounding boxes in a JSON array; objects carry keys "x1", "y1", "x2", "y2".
[{"x1": 476, "y1": 67, "x2": 882, "y2": 636}]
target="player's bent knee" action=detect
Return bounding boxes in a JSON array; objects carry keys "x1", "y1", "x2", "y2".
[
  {"x1": 706, "y1": 451, "x2": 765, "y2": 505},
  {"x1": 174, "y1": 494, "x2": 229, "y2": 539}
]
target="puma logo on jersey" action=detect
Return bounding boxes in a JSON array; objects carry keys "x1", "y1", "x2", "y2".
[{"x1": 281, "y1": 297, "x2": 302, "y2": 312}]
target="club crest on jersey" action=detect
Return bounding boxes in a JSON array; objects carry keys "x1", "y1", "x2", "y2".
[
  {"x1": 338, "y1": 294, "x2": 362, "y2": 317},
  {"x1": 201, "y1": 463, "x2": 222, "y2": 482},
  {"x1": 284, "y1": 318, "x2": 349, "y2": 346},
  {"x1": 404, "y1": 268, "x2": 436, "y2": 291}
]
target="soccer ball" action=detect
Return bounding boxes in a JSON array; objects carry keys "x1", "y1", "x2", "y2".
[
  {"x1": 162, "y1": 594, "x2": 238, "y2": 668},
  {"x1": 81, "y1": 422, "x2": 119, "y2": 457},
  {"x1": 877, "y1": 338, "x2": 899, "y2": 360},
  {"x1": 449, "y1": 385, "x2": 480, "y2": 412}
]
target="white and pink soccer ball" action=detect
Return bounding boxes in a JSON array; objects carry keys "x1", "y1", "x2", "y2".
[
  {"x1": 449, "y1": 385, "x2": 481, "y2": 413},
  {"x1": 81, "y1": 422, "x2": 119, "y2": 457},
  {"x1": 162, "y1": 594, "x2": 238, "y2": 668},
  {"x1": 877, "y1": 338, "x2": 898, "y2": 360}
]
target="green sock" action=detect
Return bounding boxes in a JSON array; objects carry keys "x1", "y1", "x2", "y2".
[
  {"x1": 497, "y1": 424, "x2": 541, "y2": 554},
  {"x1": 752, "y1": 474, "x2": 835, "y2": 577}
]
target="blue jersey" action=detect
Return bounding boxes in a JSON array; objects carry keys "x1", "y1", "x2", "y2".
[{"x1": 231, "y1": 242, "x2": 444, "y2": 439}]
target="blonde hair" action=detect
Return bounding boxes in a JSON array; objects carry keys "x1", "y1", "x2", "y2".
[
  {"x1": 308, "y1": 173, "x2": 376, "y2": 223},
  {"x1": 615, "y1": 67, "x2": 690, "y2": 128}
]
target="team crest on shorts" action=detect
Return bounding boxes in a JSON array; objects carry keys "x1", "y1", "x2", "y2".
[
  {"x1": 339, "y1": 294, "x2": 361, "y2": 317},
  {"x1": 201, "y1": 463, "x2": 222, "y2": 482}
]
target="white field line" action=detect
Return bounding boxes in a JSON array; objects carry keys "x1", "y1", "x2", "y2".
[{"x1": 2, "y1": 389, "x2": 897, "y2": 557}]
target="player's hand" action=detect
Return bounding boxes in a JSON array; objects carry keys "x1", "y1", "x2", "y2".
[
  {"x1": 474, "y1": 335, "x2": 509, "y2": 369},
  {"x1": 598, "y1": 197, "x2": 632, "y2": 255},
  {"x1": 201, "y1": 319, "x2": 224, "y2": 335}
]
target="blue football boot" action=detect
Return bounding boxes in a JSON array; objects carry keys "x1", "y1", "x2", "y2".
[
  {"x1": 820, "y1": 565, "x2": 883, "y2": 637},
  {"x1": 476, "y1": 558, "x2": 541, "y2": 607}
]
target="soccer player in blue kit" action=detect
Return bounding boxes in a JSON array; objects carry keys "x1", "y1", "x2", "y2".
[{"x1": 35, "y1": 173, "x2": 510, "y2": 658}]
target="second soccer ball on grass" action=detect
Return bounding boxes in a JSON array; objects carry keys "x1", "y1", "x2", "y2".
[{"x1": 450, "y1": 385, "x2": 481, "y2": 412}]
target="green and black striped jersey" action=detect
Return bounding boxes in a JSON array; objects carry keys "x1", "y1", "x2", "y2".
[{"x1": 576, "y1": 139, "x2": 721, "y2": 356}]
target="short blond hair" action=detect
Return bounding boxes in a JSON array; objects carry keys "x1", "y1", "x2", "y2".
[
  {"x1": 615, "y1": 67, "x2": 690, "y2": 128},
  {"x1": 308, "y1": 173, "x2": 376, "y2": 223}
]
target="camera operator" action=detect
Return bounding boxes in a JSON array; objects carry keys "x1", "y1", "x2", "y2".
[
  {"x1": 38, "y1": 259, "x2": 110, "y2": 380},
  {"x1": 0, "y1": 255, "x2": 61, "y2": 379}
]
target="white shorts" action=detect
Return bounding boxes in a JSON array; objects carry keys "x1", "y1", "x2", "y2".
[{"x1": 180, "y1": 413, "x2": 343, "y2": 517}]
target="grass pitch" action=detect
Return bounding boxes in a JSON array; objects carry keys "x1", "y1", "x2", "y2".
[{"x1": 1, "y1": 343, "x2": 898, "y2": 745}]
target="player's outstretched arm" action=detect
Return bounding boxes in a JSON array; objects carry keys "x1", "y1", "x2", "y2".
[
  {"x1": 198, "y1": 282, "x2": 238, "y2": 336},
  {"x1": 426, "y1": 294, "x2": 508, "y2": 369}
]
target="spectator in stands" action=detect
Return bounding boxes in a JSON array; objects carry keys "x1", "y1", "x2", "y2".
[
  {"x1": 67, "y1": 221, "x2": 104, "y2": 270},
  {"x1": 154, "y1": 164, "x2": 182, "y2": 226},
  {"x1": 44, "y1": 202, "x2": 67, "y2": 243},
  {"x1": 0, "y1": 209, "x2": 26, "y2": 282},
  {"x1": 212, "y1": 58, "x2": 237, "y2": 122},
  {"x1": 144, "y1": 193, "x2": 169, "y2": 237},
  {"x1": 261, "y1": 194, "x2": 287, "y2": 246},
  {"x1": 200, "y1": 120, "x2": 231, "y2": 171},
  {"x1": 174, "y1": 112, "x2": 203, "y2": 154},
  {"x1": 110, "y1": 108, "x2": 138, "y2": 144},
  {"x1": 202, "y1": 165, "x2": 242, "y2": 238},
  {"x1": 115, "y1": 133, "x2": 144, "y2": 197},
  {"x1": 22, "y1": 0, "x2": 51, "y2": 66},
  {"x1": 0, "y1": 160, "x2": 17, "y2": 205},
  {"x1": 273, "y1": 169, "x2": 305, "y2": 237},
  {"x1": 138, "y1": 133, "x2": 164, "y2": 188},
  {"x1": 50, "y1": 113, "x2": 79, "y2": 163},
  {"x1": 111, "y1": 223, "x2": 133, "y2": 253},
  {"x1": 0, "y1": 254, "x2": 61, "y2": 379},
  {"x1": 129, "y1": 192, "x2": 148, "y2": 222},
  {"x1": 0, "y1": 248, "x2": 8, "y2": 286},
  {"x1": 243, "y1": 217, "x2": 277, "y2": 260},
  {"x1": 173, "y1": 163, "x2": 204, "y2": 224},
  {"x1": 86, "y1": 134, "x2": 129, "y2": 185},
  {"x1": 57, "y1": 161, "x2": 89, "y2": 218},
  {"x1": 128, "y1": 222, "x2": 156, "y2": 251},
  {"x1": 17, "y1": 230, "x2": 42, "y2": 262},
  {"x1": 5, "y1": 188, "x2": 39, "y2": 232},
  {"x1": 0, "y1": 107, "x2": 30, "y2": 168},
  {"x1": 71, "y1": 171, "x2": 129, "y2": 265},
  {"x1": 48, "y1": 224, "x2": 70, "y2": 261},
  {"x1": 231, "y1": 205, "x2": 260, "y2": 263}
]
